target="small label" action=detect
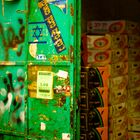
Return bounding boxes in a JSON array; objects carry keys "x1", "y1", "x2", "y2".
[
  {"x1": 29, "y1": 40, "x2": 38, "y2": 58},
  {"x1": 62, "y1": 133, "x2": 70, "y2": 140},
  {"x1": 37, "y1": 71, "x2": 53, "y2": 99},
  {"x1": 36, "y1": 54, "x2": 46, "y2": 60},
  {"x1": 57, "y1": 70, "x2": 68, "y2": 79},
  {"x1": 40, "y1": 122, "x2": 46, "y2": 131}
]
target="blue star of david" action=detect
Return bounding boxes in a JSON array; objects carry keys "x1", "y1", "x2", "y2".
[{"x1": 32, "y1": 25, "x2": 43, "y2": 40}]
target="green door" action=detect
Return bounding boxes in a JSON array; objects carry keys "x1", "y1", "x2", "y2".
[
  {"x1": 27, "y1": 0, "x2": 80, "y2": 139},
  {"x1": 0, "y1": 0, "x2": 28, "y2": 136},
  {"x1": 0, "y1": 0, "x2": 81, "y2": 139}
]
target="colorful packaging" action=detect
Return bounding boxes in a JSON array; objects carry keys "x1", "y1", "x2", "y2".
[
  {"x1": 87, "y1": 20, "x2": 140, "y2": 34},
  {"x1": 128, "y1": 61, "x2": 140, "y2": 75},
  {"x1": 109, "y1": 61, "x2": 128, "y2": 77},
  {"x1": 109, "y1": 88, "x2": 127, "y2": 105},
  {"x1": 81, "y1": 66, "x2": 110, "y2": 87},
  {"x1": 110, "y1": 34, "x2": 128, "y2": 49},
  {"x1": 88, "y1": 87, "x2": 108, "y2": 107},
  {"x1": 90, "y1": 127, "x2": 108, "y2": 140},
  {"x1": 128, "y1": 74, "x2": 140, "y2": 88},
  {"x1": 109, "y1": 115, "x2": 128, "y2": 132},
  {"x1": 84, "y1": 34, "x2": 128, "y2": 50},
  {"x1": 128, "y1": 117, "x2": 140, "y2": 131},
  {"x1": 109, "y1": 102, "x2": 127, "y2": 118},
  {"x1": 128, "y1": 87, "x2": 140, "y2": 100},
  {"x1": 86, "y1": 34, "x2": 111, "y2": 50},
  {"x1": 80, "y1": 93, "x2": 89, "y2": 110},
  {"x1": 80, "y1": 71, "x2": 88, "y2": 89},
  {"x1": 128, "y1": 34, "x2": 140, "y2": 48},
  {"x1": 88, "y1": 107, "x2": 108, "y2": 128},
  {"x1": 128, "y1": 48, "x2": 140, "y2": 61},
  {"x1": 80, "y1": 111, "x2": 88, "y2": 131},
  {"x1": 109, "y1": 75, "x2": 128, "y2": 90},
  {"x1": 81, "y1": 127, "x2": 108, "y2": 140},
  {"x1": 82, "y1": 48, "x2": 128, "y2": 66},
  {"x1": 109, "y1": 128, "x2": 127, "y2": 140},
  {"x1": 127, "y1": 99, "x2": 140, "y2": 117},
  {"x1": 128, "y1": 132, "x2": 140, "y2": 140}
]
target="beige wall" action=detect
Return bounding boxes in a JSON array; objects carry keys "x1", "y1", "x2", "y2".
[{"x1": 82, "y1": 0, "x2": 140, "y2": 32}]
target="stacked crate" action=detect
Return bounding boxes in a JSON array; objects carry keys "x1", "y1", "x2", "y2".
[
  {"x1": 127, "y1": 34, "x2": 140, "y2": 139},
  {"x1": 84, "y1": 20, "x2": 140, "y2": 140},
  {"x1": 81, "y1": 33, "x2": 129, "y2": 140},
  {"x1": 80, "y1": 66, "x2": 109, "y2": 140}
]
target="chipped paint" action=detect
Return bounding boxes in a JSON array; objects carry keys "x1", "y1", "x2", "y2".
[
  {"x1": 0, "y1": 66, "x2": 27, "y2": 133},
  {"x1": 0, "y1": 18, "x2": 26, "y2": 61},
  {"x1": 70, "y1": 4, "x2": 74, "y2": 16},
  {"x1": 71, "y1": 25, "x2": 74, "y2": 35},
  {"x1": 70, "y1": 45, "x2": 74, "y2": 63}
]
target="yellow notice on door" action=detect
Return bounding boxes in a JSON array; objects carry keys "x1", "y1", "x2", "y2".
[{"x1": 37, "y1": 71, "x2": 54, "y2": 99}]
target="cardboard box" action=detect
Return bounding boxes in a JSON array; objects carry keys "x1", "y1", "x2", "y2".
[
  {"x1": 82, "y1": 48, "x2": 128, "y2": 66},
  {"x1": 109, "y1": 102, "x2": 127, "y2": 118},
  {"x1": 128, "y1": 87, "x2": 140, "y2": 100},
  {"x1": 109, "y1": 88, "x2": 127, "y2": 105},
  {"x1": 128, "y1": 48, "x2": 140, "y2": 61},
  {"x1": 80, "y1": 111, "x2": 88, "y2": 131},
  {"x1": 80, "y1": 71, "x2": 88, "y2": 89},
  {"x1": 90, "y1": 127, "x2": 108, "y2": 140},
  {"x1": 128, "y1": 74, "x2": 140, "y2": 88},
  {"x1": 81, "y1": 66, "x2": 110, "y2": 87},
  {"x1": 80, "y1": 93, "x2": 89, "y2": 110},
  {"x1": 109, "y1": 128, "x2": 127, "y2": 140},
  {"x1": 85, "y1": 34, "x2": 111, "y2": 50},
  {"x1": 87, "y1": 20, "x2": 140, "y2": 34},
  {"x1": 88, "y1": 87, "x2": 109, "y2": 107},
  {"x1": 128, "y1": 61, "x2": 140, "y2": 75},
  {"x1": 109, "y1": 115, "x2": 128, "y2": 132},
  {"x1": 81, "y1": 127, "x2": 108, "y2": 140},
  {"x1": 88, "y1": 107, "x2": 108, "y2": 128},
  {"x1": 109, "y1": 75, "x2": 128, "y2": 90},
  {"x1": 128, "y1": 34, "x2": 140, "y2": 48},
  {"x1": 128, "y1": 132, "x2": 140, "y2": 140},
  {"x1": 127, "y1": 99, "x2": 140, "y2": 117},
  {"x1": 80, "y1": 88, "x2": 108, "y2": 109},
  {"x1": 128, "y1": 117, "x2": 140, "y2": 131},
  {"x1": 109, "y1": 61, "x2": 128, "y2": 77},
  {"x1": 84, "y1": 34, "x2": 128, "y2": 50}
]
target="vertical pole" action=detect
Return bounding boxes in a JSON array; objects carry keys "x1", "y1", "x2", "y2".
[
  {"x1": 2, "y1": 0, "x2": 4, "y2": 16},
  {"x1": 75, "y1": 0, "x2": 81, "y2": 139}
]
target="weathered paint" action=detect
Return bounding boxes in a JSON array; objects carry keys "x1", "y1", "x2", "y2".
[
  {"x1": 0, "y1": 0, "x2": 27, "y2": 63},
  {"x1": 28, "y1": 0, "x2": 71, "y2": 63},
  {"x1": 0, "y1": 134, "x2": 25, "y2": 140},
  {"x1": 27, "y1": 65, "x2": 72, "y2": 139},
  {"x1": 0, "y1": 0, "x2": 80, "y2": 139},
  {"x1": 0, "y1": 66, "x2": 27, "y2": 134}
]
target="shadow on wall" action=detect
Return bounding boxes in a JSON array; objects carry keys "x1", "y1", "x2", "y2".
[{"x1": 82, "y1": 0, "x2": 140, "y2": 32}]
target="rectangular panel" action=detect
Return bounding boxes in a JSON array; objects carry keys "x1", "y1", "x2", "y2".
[
  {"x1": 0, "y1": 65, "x2": 27, "y2": 134},
  {"x1": 27, "y1": 65, "x2": 72, "y2": 139},
  {"x1": 0, "y1": 0, "x2": 27, "y2": 63},
  {"x1": 0, "y1": 134, "x2": 25, "y2": 140},
  {"x1": 28, "y1": 0, "x2": 74, "y2": 63}
]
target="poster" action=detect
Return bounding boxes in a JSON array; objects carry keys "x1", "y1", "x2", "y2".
[{"x1": 37, "y1": 71, "x2": 54, "y2": 99}]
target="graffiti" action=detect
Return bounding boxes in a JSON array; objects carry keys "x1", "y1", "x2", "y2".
[
  {"x1": 38, "y1": 0, "x2": 66, "y2": 53},
  {"x1": 32, "y1": 25, "x2": 43, "y2": 40},
  {"x1": 0, "y1": 68, "x2": 26, "y2": 126},
  {"x1": 0, "y1": 18, "x2": 25, "y2": 61}
]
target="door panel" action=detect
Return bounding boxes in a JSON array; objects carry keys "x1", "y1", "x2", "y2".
[
  {"x1": 0, "y1": 65, "x2": 27, "y2": 134},
  {"x1": 28, "y1": 0, "x2": 73, "y2": 63},
  {"x1": 0, "y1": 0, "x2": 27, "y2": 62}
]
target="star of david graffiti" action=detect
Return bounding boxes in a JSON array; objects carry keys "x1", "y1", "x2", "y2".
[{"x1": 32, "y1": 25, "x2": 43, "y2": 40}]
